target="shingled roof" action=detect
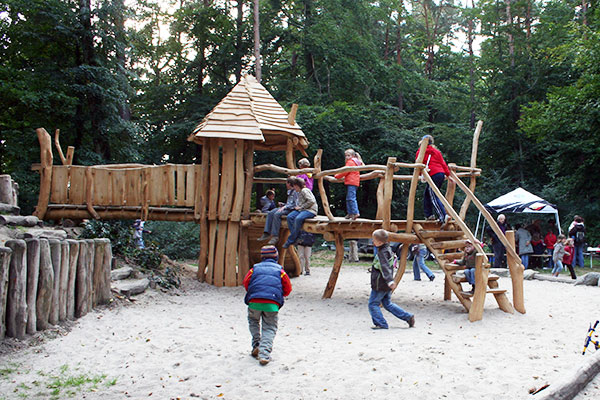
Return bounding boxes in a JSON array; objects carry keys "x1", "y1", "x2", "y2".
[{"x1": 188, "y1": 75, "x2": 308, "y2": 151}]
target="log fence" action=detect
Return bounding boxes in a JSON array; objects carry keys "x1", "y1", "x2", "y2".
[{"x1": 0, "y1": 238, "x2": 112, "y2": 341}]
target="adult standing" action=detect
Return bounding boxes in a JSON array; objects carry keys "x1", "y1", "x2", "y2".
[
  {"x1": 486, "y1": 214, "x2": 508, "y2": 268},
  {"x1": 544, "y1": 226, "x2": 557, "y2": 270},
  {"x1": 569, "y1": 216, "x2": 586, "y2": 268},
  {"x1": 515, "y1": 223, "x2": 533, "y2": 269},
  {"x1": 415, "y1": 135, "x2": 452, "y2": 227}
]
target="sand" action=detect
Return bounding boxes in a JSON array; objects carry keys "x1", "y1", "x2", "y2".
[{"x1": 1, "y1": 264, "x2": 599, "y2": 399}]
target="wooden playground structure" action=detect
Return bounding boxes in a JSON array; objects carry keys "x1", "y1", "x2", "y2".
[{"x1": 33, "y1": 74, "x2": 525, "y2": 322}]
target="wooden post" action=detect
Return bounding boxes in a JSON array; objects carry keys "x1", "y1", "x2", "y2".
[
  {"x1": 394, "y1": 139, "x2": 428, "y2": 287},
  {"x1": 445, "y1": 165, "x2": 457, "y2": 206},
  {"x1": 208, "y1": 141, "x2": 220, "y2": 221},
  {"x1": 314, "y1": 149, "x2": 334, "y2": 221},
  {"x1": 288, "y1": 103, "x2": 298, "y2": 125},
  {"x1": 48, "y1": 239, "x2": 61, "y2": 325},
  {"x1": 375, "y1": 177, "x2": 384, "y2": 220},
  {"x1": 459, "y1": 120, "x2": 483, "y2": 220},
  {"x1": 25, "y1": 238, "x2": 40, "y2": 334},
  {"x1": 34, "y1": 128, "x2": 53, "y2": 219},
  {"x1": 197, "y1": 144, "x2": 210, "y2": 281},
  {"x1": 36, "y1": 239, "x2": 53, "y2": 330},
  {"x1": 93, "y1": 239, "x2": 111, "y2": 305},
  {"x1": 66, "y1": 240, "x2": 79, "y2": 319},
  {"x1": 506, "y1": 230, "x2": 525, "y2": 314},
  {"x1": 286, "y1": 138, "x2": 295, "y2": 169},
  {"x1": 85, "y1": 167, "x2": 100, "y2": 219},
  {"x1": 0, "y1": 246, "x2": 12, "y2": 339},
  {"x1": 6, "y1": 240, "x2": 27, "y2": 339},
  {"x1": 323, "y1": 233, "x2": 344, "y2": 298},
  {"x1": 468, "y1": 253, "x2": 488, "y2": 322},
  {"x1": 59, "y1": 241, "x2": 69, "y2": 321},
  {"x1": 75, "y1": 240, "x2": 89, "y2": 318},
  {"x1": 85, "y1": 239, "x2": 95, "y2": 312},
  {"x1": 382, "y1": 157, "x2": 396, "y2": 231}
]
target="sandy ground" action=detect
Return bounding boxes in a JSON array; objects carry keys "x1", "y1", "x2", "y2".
[{"x1": 1, "y1": 264, "x2": 599, "y2": 400}]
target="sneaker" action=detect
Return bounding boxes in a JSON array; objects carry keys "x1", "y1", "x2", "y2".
[
  {"x1": 305, "y1": 270, "x2": 310, "y2": 276},
  {"x1": 344, "y1": 214, "x2": 352, "y2": 219},
  {"x1": 371, "y1": 325, "x2": 388, "y2": 330},
  {"x1": 350, "y1": 214, "x2": 359, "y2": 220},
  {"x1": 441, "y1": 214, "x2": 451, "y2": 228},
  {"x1": 429, "y1": 275, "x2": 435, "y2": 282},
  {"x1": 282, "y1": 242, "x2": 290, "y2": 249},
  {"x1": 251, "y1": 348, "x2": 259, "y2": 358},
  {"x1": 257, "y1": 233, "x2": 270, "y2": 241},
  {"x1": 408, "y1": 316, "x2": 415, "y2": 328},
  {"x1": 268, "y1": 236, "x2": 279, "y2": 245},
  {"x1": 259, "y1": 358, "x2": 270, "y2": 365},
  {"x1": 426, "y1": 215, "x2": 437, "y2": 221}
]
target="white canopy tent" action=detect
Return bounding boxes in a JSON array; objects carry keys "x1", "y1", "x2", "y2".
[{"x1": 475, "y1": 187, "x2": 561, "y2": 239}]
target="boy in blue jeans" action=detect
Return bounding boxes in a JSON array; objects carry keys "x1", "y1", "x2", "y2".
[
  {"x1": 369, "y1": 229, "x2": 415, "y2": 329},
  {"x1": 243, "y1": 245, "x2": 292, "y2": 365}
]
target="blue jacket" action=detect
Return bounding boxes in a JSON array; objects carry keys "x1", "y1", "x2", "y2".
[{"x1": 244, "y1": 260, "x2": 285, "y2": 307}]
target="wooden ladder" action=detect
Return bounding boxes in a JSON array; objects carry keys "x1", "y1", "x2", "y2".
[{"x1": 413, "y1": 222, "x2": 514, "y2": 321}]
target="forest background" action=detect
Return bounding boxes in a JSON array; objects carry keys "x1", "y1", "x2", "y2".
[{"x1": 1, "y1": 0, "x2": 599, "y2": 258}]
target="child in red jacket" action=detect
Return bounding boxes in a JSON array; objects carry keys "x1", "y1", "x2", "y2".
[
  {"x1": 562, "y1": 238, "x2": 577, "y2": 279},
  {"x1": 335, "y1": 149, "x2": 362, "y2": 220},
  {"x1": 243, "y1": 246, "x2": 292, "y2": 365},
  {"x1": 415, "y1": 135, "x2": 452, "y2": 227}
]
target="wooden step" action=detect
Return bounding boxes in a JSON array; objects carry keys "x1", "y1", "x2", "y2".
[
  {"x1": 419, "y1": 230, "x2": 464, "y2": 239},
  {"x1": 453, "y1": 274, "x2": 499, "y2": 283},
  {"x1": 438, "y1": 252, "x2": 464, "y2": 261},
  {"x1": 430, "y1": 239, "x2": 470, "y2": 250},
  {"x1": 460, "y1": 288, "x2": 507, "y2": 298}
]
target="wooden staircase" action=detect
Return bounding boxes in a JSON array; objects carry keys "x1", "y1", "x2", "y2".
[{"x1": 413, "y1": 222, "x2": 514, "y2": 321}]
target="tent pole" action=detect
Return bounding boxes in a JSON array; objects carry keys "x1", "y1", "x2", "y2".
[
  {"x1": 555, "y1": 212, "x2": 562, "y2": 235},
  {"x1": 475, "y1": 211, "x2": 482, "y2": 239}
]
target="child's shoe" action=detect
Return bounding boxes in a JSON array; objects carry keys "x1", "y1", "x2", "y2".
[
  {"x1": 268, "y1": 236, "x2": 279, "y2": 245},
  {"x1": 257, "y1": 233, "x2": 270, "y2": 241},
  {"x1": 259, "y1": 358, "x2": 270, "y2": 365},
  {"x1": 426, "y1": 215, "x2": 437, "y2": 221},
  {"x1": 429, "y1": 274, "x2": 435, "y2": 282},
  {"x1": 371, "y1": 325, "x2": 388, "y2": 330},
  {"x1": 251, "y1": 348, "x2": 259, "y2": 358},
  {"x1": 408, "y1": 316, "x2": 415, "y2": 328}
]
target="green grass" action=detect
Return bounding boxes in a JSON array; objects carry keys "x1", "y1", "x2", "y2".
[{"x1": 0, "y1": 362, "x2": 19, "y2": 379}]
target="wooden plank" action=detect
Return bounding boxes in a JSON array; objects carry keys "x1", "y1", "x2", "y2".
[
  {"x1": 382, "y1": 157, "x2": 396, "y2": 230},
  {"x1": 241, "y1": 142, "x2": 254, "y2": 219},
  {"x1": 208, "y1": 141, "x2": 220, "y2": 220},
  {"x1": 50, "y1": 166, "x2": 69, "y2": 204},
  {"x1": 230, "y1": 140, "x2": 245, "y2": 222},
  {"x1": 506, "y1": 230, "x2": 525, "y2": 314},
  {"x1": 68, "y1": 167, "x2": 86, "y2": 204},
  {"x1": 111, "y1": 169, "x2": 126, "y2": 206},
  {"x1": 205, "y1": 221, "x2": 217, "y2": 285},
  {"x1": 218, "y1": 140, "x2": 236, "y2": 221},
  {"x1": 213, "y1": 221, "x2": 227, "y2": 287},
  {"x1": 224, "y1": 222, "x2": 239, "y2": 286},
  {"x1": 148, "y1": 166, "x2": 164, "y2": 206},
  {"x1": 85, "y1": 168, "x2": 99, "y2": 219},
  {"x1": 430, "y1": 239, "x2": 471, "y2": 250},
  {"x1": 166, "y1": 164, "x2": 175, "y2": 205},
  {"x1": 197, "y1": 145, "x2": 210, "y2": 220},
  {"x1": 198, "y1": 217, "x2": 208, "y2": 282},
  {"x1": 419, "y1": 230, "x2": 464, "y2": 239},
  {"x1": 237, "y1": 227, "x2": 250, "y2": 285},
  {"x1": 185, "y1": 165, "x2": 195, "y2": 207},
  {"x1": 125, "y1": 168, "x2": 142, "y2": 206},
  {"x1": 468, "y1": 253, "x2": 488, "y2": 322},
  {"x1": 176, "y1": 164, "x2": 186, "y2": 206},
  {"x1": 92, "y1": 168, "x2": 110, "y2": 205},
  {"x1": 322, "y1": 233, "x2": 344, "y2": 298}
]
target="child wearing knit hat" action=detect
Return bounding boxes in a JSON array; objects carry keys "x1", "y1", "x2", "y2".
[{"x1": 243, "y1": 245, "x2": 292, "y2": 365}]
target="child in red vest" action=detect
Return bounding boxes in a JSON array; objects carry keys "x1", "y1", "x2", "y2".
[
  {"x1": 335, "y1": 149, "x2": 362, "y2": 220},
  {"x1": 562, "y1": 238, "x2": 577, "y2": 279}
]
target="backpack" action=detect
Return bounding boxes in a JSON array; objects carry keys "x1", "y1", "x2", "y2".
[{"x1": 575, "y1": 229, "x2": 585, "y2": 245}]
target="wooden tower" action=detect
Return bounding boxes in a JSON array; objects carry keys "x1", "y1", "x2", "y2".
[{"x1": 187, "y1": 74, "x2": 309, "y2": 286}]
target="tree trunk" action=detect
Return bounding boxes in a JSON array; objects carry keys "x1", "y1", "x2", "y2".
[
  {"x1": 253, "y1": 0, "x2": 261, "y2": 81},
  {"x1": 235, "y1": 0, "x2": 244, "y2": 83},
  {"x1": 396, "y1": 25, "x2": 404, "y2": 112}
]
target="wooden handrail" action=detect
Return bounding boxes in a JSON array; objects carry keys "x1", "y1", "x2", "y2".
[
  {"x1": 254, "y1": 164, "x2": 318, "y2": 175},
  {"x1": 448, "y1": 170, "x2": 520, "y2": 263},
  {"x1": 313, "y1": 164, "x2": 386, "y2": 179}
]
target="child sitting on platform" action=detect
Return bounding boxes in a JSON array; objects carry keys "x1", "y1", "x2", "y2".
[
  {"x1": 282, "y1": 178, "x2": 318, "y2": 249},
  {"x1": 258, "y1": 178, "x2": 298, "y2": 245},
  {"x1": 451, "y1": 239, "x2": 477, "y2": 295},
  {"x1": 259, "y1": 189, "x2": 276, "y2": 213},
  {"x1": 368, "y1": 229, "x2": 415, "y2": 329}
]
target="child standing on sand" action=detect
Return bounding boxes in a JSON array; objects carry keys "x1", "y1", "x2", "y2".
[
  {"x1": 243, "y1": 245, "x2": 292, "y2": 365},
  {"x1": 552, "y1": 234, "x2": 566, "y2": 277},
  {"x1": 335, "y1": 149, "x2": 362, "y2": 220},
  {"x1": 369, "y1": 229, "x2": 415, "y2": 329}
]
